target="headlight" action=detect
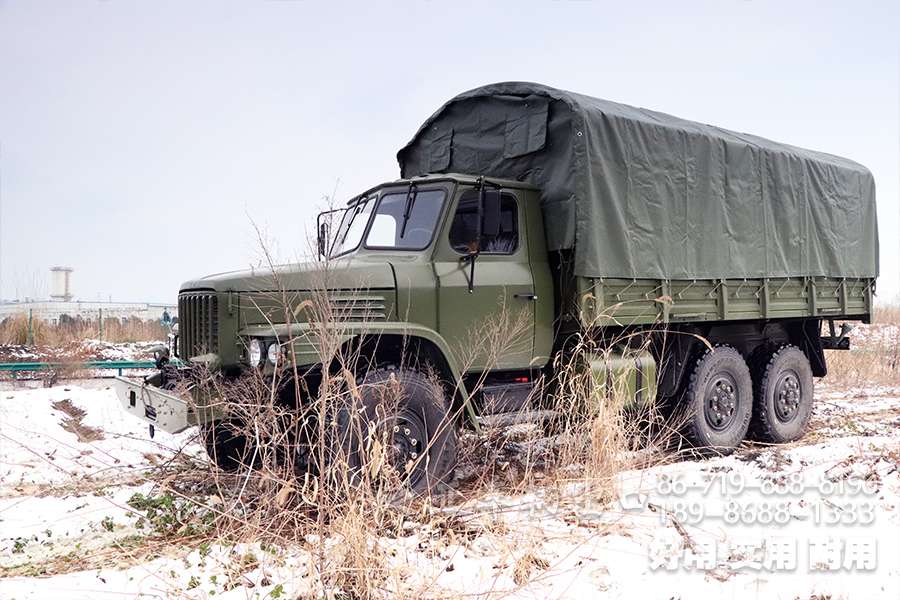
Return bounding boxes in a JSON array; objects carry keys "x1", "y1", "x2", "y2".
[
  {"x1": 248, "y1": 339, "x2": 266, "y2": 367},
  {"x1": 267, "y1": 342, "x2": 282, "y2": 365}
]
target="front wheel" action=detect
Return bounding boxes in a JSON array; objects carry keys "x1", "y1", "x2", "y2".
[
  {"x1": 328, "y1": 369, "x2": 457, "y2": 496},
  {"x1": 678, "y1": 345, "x2": 753, "y2": 453},
  {"x1": 201, "y1": 419, "x2": 251, "y2": 472}
]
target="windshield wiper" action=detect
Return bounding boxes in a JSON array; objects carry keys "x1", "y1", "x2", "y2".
[
  {"x1": 399, "y1": 182, "x2": 418, "y2": 239},
  {"x1": 321, "y1": 196, "x2": 369, "y2": 258}
]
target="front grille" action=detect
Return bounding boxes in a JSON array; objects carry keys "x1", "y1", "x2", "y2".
[
  {"x1": 178, "y1": 292, "x2": 218, "y2": 359},
  {"x1": 330, "y1": 294, "x2": 388, "y2": 321}
]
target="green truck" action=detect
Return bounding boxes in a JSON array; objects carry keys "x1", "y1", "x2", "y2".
[{"x1": 116, "y1": 83, "x2": 878, "y2": 493}]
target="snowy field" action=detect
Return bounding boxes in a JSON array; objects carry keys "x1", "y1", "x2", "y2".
[{"x1": 1, "y1": 362, "x2": 898, "y2": 598}]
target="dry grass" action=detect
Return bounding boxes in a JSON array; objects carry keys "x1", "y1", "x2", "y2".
[
  {"x1": 228, "y1": 339, "x2": 648, "y2": 595},
  {"x1": 105, "y1": 222, "x2": 646, "y2": 599},
  {"x1": 822, "y1": 303, "x2": 900, "y2": 389},
  {"x1": 0, "y1": 312, "x2": 168, "y2": 346},
  {"x1": 156, "y1": 361, "x2": 651, "y2": 598},
  {"x1": 0, "y1": 312, "x2": 49, "y2": 346},
  {"x1": 1, "y1": 314, "x2": 168, "y2": 385},
  {"x1": 144, "y1": 354, "x2": 453, "y2": 598}
]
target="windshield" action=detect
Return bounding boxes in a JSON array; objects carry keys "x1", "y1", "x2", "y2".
[
  {"x1": 329, "y1": 188, "x2": 446, "y2": 257},
  {"x1": 330, "y1": 196, "x2": 375, "y2": 257}
]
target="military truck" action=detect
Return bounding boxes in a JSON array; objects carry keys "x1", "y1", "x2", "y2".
[{"x1": 116, "y1": 82, "x2": 878, "y2": 494}]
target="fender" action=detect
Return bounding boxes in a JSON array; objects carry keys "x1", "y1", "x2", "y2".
[{"x1": 239, "y1": 320, "x2": 479, "y2": 429}]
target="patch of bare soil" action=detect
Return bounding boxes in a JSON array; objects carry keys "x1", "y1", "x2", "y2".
[
  {"x1": 735, "y1": 446, "x2": 794, "y2": 471},
  {"x1": 53, "y1": 399, "x2": 105, "y2": 443}
]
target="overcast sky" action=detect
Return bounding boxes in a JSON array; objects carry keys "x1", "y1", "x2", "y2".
[{"x1": 1, "y1": 0, "x2": 898, "y2": 304}]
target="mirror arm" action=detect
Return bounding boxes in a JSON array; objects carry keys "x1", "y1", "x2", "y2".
[{"x1": 462, "y1": 252, "x2": 478, "y2": 293}]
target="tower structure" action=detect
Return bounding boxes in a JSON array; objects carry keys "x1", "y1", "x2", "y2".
[{"x1": 50, "y1": 267, "x2": 74, "y2": 302}]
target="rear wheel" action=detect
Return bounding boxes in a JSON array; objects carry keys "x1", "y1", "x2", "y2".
[
  {"x1": 678, "y1": 345, "x2": 753, "y2": 453},
  {"x1": 748, "y1": 345, "x2": 814, "y2": 443},
  {"x1": 327, "y1": 369, "x2": 457, "y2": 496}
]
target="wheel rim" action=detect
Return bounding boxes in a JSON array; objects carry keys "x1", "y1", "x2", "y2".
[
  {"x1": 392, "y1": 411, "x2": 427, "y2": 480},
  {"x1": 773, "y1": 370, "x2": 802, "y2": 424},
  {"x1": 370, "y1": 409, "x2": 428, "y2": 489},
  {"x1": 704, "y1": 374, "x2": 739, "y2": 431}
]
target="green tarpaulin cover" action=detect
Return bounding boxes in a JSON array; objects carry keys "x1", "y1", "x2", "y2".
[{"x1": 398, "y1": 82, "x2": 879, "y2": 280}]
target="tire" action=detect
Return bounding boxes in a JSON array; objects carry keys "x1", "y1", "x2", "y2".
[
  {"x1": 678, "y1": 345, "x2": 753, "y2": 453},
  {"x1": 201, "y1": 419, "x2": 251, "y2": 472},
  {"x1": 748, "y1": 345, "x2": 814, "y2": 443},
  {"x1": 328, "y1": 369, "x2": 457, "y2": 496}
]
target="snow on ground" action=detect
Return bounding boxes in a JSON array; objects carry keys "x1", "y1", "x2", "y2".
[
  {"x1": 0, "y1": 384, "x2": 199, "y2": 490},
  {"x1": 1, "y1": 378, "x2": 898, "y2": 599}
]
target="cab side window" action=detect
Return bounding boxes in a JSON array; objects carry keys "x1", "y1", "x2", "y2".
[{"x1": 448, "y1": 192, "x2": 519, "y2": 255}]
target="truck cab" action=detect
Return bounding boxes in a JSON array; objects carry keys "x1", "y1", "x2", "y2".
[
  {"x1": 119, "y1": 174, "x2": 558, "y2": 494},
  {"x1": 320, "y1": 174, "x2": 554, "y2": 377}
]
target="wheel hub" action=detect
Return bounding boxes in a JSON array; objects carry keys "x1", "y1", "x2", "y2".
[
  {"x1": 705, "y1": 376, "x2": 738, "y2": 431},
  {"x1": 774, "y1": 371, "x2": 801, "y2": 423},
  {"x1": 390, "y1": 420, "x2": 424, "y2": 466},
  {"x1": 375, "y1": 412, "x2": 426, "y2": 487}
]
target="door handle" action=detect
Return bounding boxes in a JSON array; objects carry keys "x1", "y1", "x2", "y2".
[{"x1": 514, "y1": 293, "x2": 538, "y2": 300}]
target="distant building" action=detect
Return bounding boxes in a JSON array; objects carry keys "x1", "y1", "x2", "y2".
[
  {"x1": 0, "y1": 266, "x2": 176, "y2": 325},
  {"x1": 0, "y1": 300, "x2": 177, "y2": 326}
]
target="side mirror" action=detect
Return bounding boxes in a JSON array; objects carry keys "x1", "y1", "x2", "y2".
[
  {"x1": 317, "y1": 221, "x2": 329, "y2": 257},
  {"x1": 482, "y1": 190, "x2": 501, "y2": 238}
]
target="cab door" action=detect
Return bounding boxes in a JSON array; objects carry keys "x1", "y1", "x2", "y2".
[{"x1": 434, "y1": 189, "x2": 538, "y2": 372}]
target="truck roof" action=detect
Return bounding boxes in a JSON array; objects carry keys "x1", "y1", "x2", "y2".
[
  {"x1": 346, "y1": 173, "x2": 538, "y2": 206},
  {"x1": 398, "y1": 82, "x2": 878, "y2": 280}
]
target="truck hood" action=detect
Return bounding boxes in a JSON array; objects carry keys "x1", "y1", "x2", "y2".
[{"x1": 179, "y1": 258, "x2": 397, "y2": 295}]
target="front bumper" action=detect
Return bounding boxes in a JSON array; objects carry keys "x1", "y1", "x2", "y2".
[{"x1": 115, "y1": 376, "x2": 197, "y2": 434}]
